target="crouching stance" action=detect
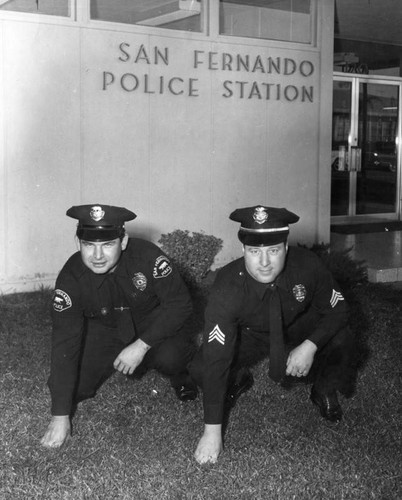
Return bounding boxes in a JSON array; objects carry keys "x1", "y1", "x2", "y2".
[
  {"x1": 41, "y1": 204, "x2": 197, "y2": 448},
  {"x1": 189, "y1": 205, "x2": 355, "y2": 464}
]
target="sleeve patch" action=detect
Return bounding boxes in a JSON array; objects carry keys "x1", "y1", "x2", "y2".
[
  {"x1": 208, "y1": 325, "x2": 225, "y2": 345},
  {"x1": 330, "y1": 289, "x2": 344, "y2": 308},
  {"x1": 153, "y1": 255, "x2": 172, "y2": 279},
  {"x1": 53, "y1": 289, "x2": 72, "y2": 312}
]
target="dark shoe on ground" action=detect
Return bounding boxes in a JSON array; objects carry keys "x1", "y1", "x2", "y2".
[
  {"x1": 226, "y1": 369, "x2": 254, "y2": 408},
  {"x1": 310, "y1": 387, "x2": 343, "y2": 422},
  {"x1": 174, "y1": 382, "x2": 198, "y2": 401},
  {"x1": 172, "y1": 373, "x2": 198, "y2": 401}
]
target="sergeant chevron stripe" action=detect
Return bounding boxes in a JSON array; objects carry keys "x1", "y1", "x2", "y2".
[
  {"x1": 208, "y1": 325, "x2": 225, "y2": 345},
  {"x1": 330, "y1": 289, "x2": 344, "y2": 308}
]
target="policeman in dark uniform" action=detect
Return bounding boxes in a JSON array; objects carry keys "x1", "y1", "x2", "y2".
[
  {"x1": 190, "y1": 205, "x2": 355, "y2": 464},
  {"x1": 41, "y1": 204, "x2": 197, "y2": 448}
]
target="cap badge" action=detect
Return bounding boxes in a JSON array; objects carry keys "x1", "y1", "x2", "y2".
[
  {"x1": 253, "y1": 206, "x2": 268, "y2": 225},
  {"x1": 292, "y1": 284, "x2": 307, "y2": 302},
  {"x1": 132, "y1": 272, "x2": 147, "y2": 291},
  {"x1": 90, "y1": 206, "x2": 105, "y2": 222}
]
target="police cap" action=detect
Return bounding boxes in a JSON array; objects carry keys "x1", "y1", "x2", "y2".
[
  {"x1": 230, "y1": 205, "x2": 299, "y2": 246},
  {"x1": 66, "y1": 204, "x2": 136, "y2": 242}
]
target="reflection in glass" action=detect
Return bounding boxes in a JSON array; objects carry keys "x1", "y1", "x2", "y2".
[
  {"x1": 91, "y1": 0, "x2": 203, "y2": 32},
  {"x1": 357, "y1": 83, "x2": 398, "y2": 214},
  {"x1": 219, "y1": 0, "x2": 312, "y2": 43},
  {"x1": 331, "y1": 81, "x2": 352, "y2": 216},
  {"x1": 331, "y1": 80, "x2": 399, "y2": 218},
  {"x1": 0, "y1": 0, "x2": 70, "y2": 16}
]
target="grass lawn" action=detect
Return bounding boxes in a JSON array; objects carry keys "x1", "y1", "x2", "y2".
[{"x1": 0, "y1": 282, "x2": 401, "y2": 500}]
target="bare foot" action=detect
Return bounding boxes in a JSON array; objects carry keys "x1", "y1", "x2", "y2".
[
  {"x1": 194, "y1": 425, "x2": 223, "y2": 464},
  {"x1": 40, "y1": 415, "x2": 71, "y2": 448}
]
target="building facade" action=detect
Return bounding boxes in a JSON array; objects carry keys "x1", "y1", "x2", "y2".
[{"x1": 0, "y1": 0, "x2": 334, "y2": 293}]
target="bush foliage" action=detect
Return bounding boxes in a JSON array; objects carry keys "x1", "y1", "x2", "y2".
[
  {"x1": 302, "y1": 243, "x2": 368, "y2": 288},
  {"x1": 159, "y1": 229, "x2": 223, "y2": 289}
]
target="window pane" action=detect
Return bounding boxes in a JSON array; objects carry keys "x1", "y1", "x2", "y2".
[
  {"x1": 331, "y1": 81, "x2": 352, "y2": 216},
  {"x1": 220, "y1": 0, "x2": 312, "y2": 43},
  {"x1": 91, "y1": 0, "x2": 203, "y2": 33},
  {"x1": 356, "y1": 83, "x2": 399, "y2": 215},
  {"x1": 0, "y1": 0, "x2": 70, "y2": 16}
]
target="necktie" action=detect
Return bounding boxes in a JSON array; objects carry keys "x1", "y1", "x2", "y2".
[{"x1": 268, "y1": 285, "x2": 286, "y2": 382}]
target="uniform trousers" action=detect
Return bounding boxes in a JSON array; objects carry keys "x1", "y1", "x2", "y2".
[{"x1": 74, "y1": 320, "x2": 195, "y2": 404}]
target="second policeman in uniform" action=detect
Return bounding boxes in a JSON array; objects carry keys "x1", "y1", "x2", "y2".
[
  {"x1": 190, "y1": 205, "x2": 356, "y2": 464},
  {"x1": 41, "y1": 204, "x2": 197, "y2": 449}
]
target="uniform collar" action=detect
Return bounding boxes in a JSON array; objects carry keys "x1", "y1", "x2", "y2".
[
  {"x1": 85, "y1": 270, "x2": 111, "y2": 289},
  {"x1": 243, "y1": 262, "x2": 288, "y2": 299},
  {"x1": 244, "y1": 270, "x2": 277, "y2": 300},
  {"x1": 70, "y1": 250, "x2": 128, "y2": 289},
  {"x1": 85, "y1": 256, "x2": 126, "y2": 289}
]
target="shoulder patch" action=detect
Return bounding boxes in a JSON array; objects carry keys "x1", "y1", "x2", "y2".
[
  {"x1": 153, "y1": 255, "x2": 172, "y2": 279},
  {"x1": 53, "y1": 289, "x2": 72, "y2": 312}
]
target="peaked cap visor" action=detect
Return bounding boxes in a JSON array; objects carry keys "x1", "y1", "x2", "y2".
[
  {"x1": 238, "y1": 228, "x2": 289, "y2": 246},
  {"x1": 76, "y1": 226, "x2": 126, "y2": 242}
]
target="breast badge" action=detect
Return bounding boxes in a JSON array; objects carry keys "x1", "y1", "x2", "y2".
[
  {"x1": 132, "y1": 272, "x2": 147, "y2": 291},
  {"x1": 292, "y1": 284, "x2": 307, "y2": 302}
]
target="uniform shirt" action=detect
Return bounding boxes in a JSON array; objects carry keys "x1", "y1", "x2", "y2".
[
  {"x1": 49, "y1": 238, "x2": 192, "y2": 415},
  {"x1": 202, "y1": 246, "x2": 349, "y2": 424}
]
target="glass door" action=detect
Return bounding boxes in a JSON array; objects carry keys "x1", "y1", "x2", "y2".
[{"x1": 331, "y1": 76, "x2": 401, "y2": 220}]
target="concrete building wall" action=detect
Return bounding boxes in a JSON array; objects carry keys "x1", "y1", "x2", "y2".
[{"x1": 0, "y1": 1, "x2": 334, "y2": 293}]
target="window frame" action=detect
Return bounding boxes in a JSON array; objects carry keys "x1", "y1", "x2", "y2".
[
  {"x1": 214, "y1": 0, "x2": 316, "y2": 46},
  {"x1": 0, "y1": 0, "x2": 318, "y2": 51},
  {"x1": 0, "y1": 0, "x2": 77, "y2": 22}
]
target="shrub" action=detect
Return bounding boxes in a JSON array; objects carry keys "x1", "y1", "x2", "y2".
[
  {"x1": 302, "y1": 243, "x2": 368, "y2": 289},
  {"x1": 159, "y1": 229, "x2": 223, "y2": 290}
]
